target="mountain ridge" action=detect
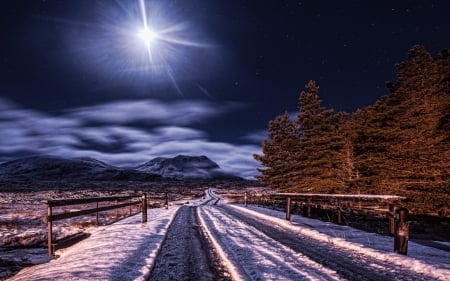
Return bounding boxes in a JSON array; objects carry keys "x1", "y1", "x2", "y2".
[
  {"x1": 0, "y1": 155, "x2": 241, "y2": 181},
  {"x1": 136, "y1": 155, "x2": 240, "y2": 180}
]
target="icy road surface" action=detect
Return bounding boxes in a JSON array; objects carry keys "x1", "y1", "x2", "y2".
[
  {"x1": 8, "y1": 189, "x2": 450, "y2": 281},
  {"x1": 201, "y1": 203, "x2": 449, "y2": 281}
]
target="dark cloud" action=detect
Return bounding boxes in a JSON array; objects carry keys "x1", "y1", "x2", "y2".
[{"x1": 0, "y1": 97, "x2": 260, "y2": 178}]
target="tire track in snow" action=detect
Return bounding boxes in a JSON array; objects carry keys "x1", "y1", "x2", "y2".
[
  {"x1": 218, "y1": 205, "x2": 435, "y2": 281},
  {"x1": 199, "y1": 205, "x2": 343, "y2": 281},
  {"x1": 147, "y1": 206, "x2": 230, "y2": 281}
]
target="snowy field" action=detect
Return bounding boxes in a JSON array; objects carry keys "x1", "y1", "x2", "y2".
[
  {"x1": 6, "y1": 190, "x2": 450, "y2": 280},
  {"x1": 8, "y1": 206, "x2": 180, "y2": 281}
]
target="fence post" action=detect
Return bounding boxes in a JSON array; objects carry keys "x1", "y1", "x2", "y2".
[
  {"x1": 115, "y1": 200, "x2": 119, "y2": 218},
  {"x1": 142, "y1": 194, "x2": 147, "y2": 223},
  {"x1": 307, "y1": 198, "x2": 312, "y2": 217},
  {"x1": 165, "y1": 192, "x2": 169, "y2": 209},
  {"x1": 388, "y1": 204, "x2": 395, "y2": 236},
  {"x1": 394, "y1": 208, "x2": 409, "y2": 255},
  {"x1": 129, "y1": 198, "x2": 132, "y2": 215},
  {"x1": 96, "y1": 201, "x2": 99, "y2": 226},
  {"x1": 286, "y1": 197, "x2": 291, "y2": 221},
  {"x1": 46, "y1": 202, "x2": 53, "y2": 256},
  {"x1": 337, "y1": 199, "x2": 342, "y2": 225},
  {"x1": 244, "y1": 192, "x2": 248, "y2": 207}
]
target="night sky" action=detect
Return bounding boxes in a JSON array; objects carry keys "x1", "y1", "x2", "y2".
[{"x1": 1, "y1": 0, "x2": 449, "y2": 178}]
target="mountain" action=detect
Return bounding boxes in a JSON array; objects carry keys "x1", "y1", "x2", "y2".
[
  {"x1": 136, "y1": 155, "x2": 241, "y2": 180},
  {"x1": 0, "y1": 155, "x2": 242, "y2": 182},
  {"x1": 0, "y1": 155, "x2": 160, "y2": 181}
]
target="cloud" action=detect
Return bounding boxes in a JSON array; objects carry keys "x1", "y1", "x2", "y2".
[
  {"x1": 66, "y1": 99, "x2": 241, "y2": 126},
  {"x1": 242, "y1": 129, "x2": 267, "y2": 143},
  {"x1": 121, "y1": 139, "x2": 262, "y2": 179},
  {"x1": 0, "y1": 97, "x2": 261, "y2": 179}
]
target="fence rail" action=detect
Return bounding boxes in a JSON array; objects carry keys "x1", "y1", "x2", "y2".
[
  {"x1": 241, "y1": 192, "x2": 410, "y2": 255},
  {"x1": 44, "y1": 194, "x2": 147, "y2": 255}
]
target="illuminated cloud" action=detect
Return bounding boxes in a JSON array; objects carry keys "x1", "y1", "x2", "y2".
[
  {"x1": 242, "y1": 130, "x2": 268, "y2": 143},
  {"x1": 67, "y1": 99, "x2": 238, "y2": 125},
  {"x1": 0, "y1": 97, "x2": 260, "y2": 179}
]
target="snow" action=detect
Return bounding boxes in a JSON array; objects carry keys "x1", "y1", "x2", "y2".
[
  {"x1": 7, "y1": 190, "x2": 450, "y2": 281},
  {"x1": 136, "y1": 155, "x2": 221, "y2": 179},
  {"x1": 274, "y1": 193, "x2": 405, "y2": 200},
  {"x1": 224, "y1": 204, "x2": 450, "y2": 280},
  {"x1": 199, "y1": 205, "x2": 343, "y2": 280},
  {"x1": 8, "y1": 206, "x2": 181, "y2": 281}
]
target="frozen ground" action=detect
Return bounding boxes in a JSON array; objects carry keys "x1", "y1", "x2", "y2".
[
  {"x1": 8, "y1": 206, "x2": 181, "y2": 281},
  {"x1": 210, "y1": 204, "x2": 449, "y2": 280},
  {"x1": 6, "y1": 189, "x2": 450, "y2": 281}
]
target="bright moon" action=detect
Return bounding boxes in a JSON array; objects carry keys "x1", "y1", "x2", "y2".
[{"x1": 138, "y1": 27, "x2": 156, "y2": 45}]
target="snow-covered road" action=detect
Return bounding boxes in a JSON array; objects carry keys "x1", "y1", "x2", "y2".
[
  {"x1": 201, "y1": 203, "x2": 450, "y2": 280},
  {"x1": 147, "y1": 204, "x2": 231, "y2": 281},
  {"x1": 199, "y1": 204, "x2": 343, "y2": 280},
  {"x1": 197, "y1": 189, "x2": 450, "y2": 281},
  {"x1": 7, "y1": 189, "x2": 450, "y2": 281}
]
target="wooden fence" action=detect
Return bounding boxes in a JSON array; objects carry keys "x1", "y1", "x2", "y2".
[
  {"x1": 44, "y1": 194, "x2": 147, "y2": 255},
  {"x1": 243, "y1": 192, "x2": 410, "y2": 254},
  {"x1": 273, "y1": 193, "x2": 403, "y2": 224}
]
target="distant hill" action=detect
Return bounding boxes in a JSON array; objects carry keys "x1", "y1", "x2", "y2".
[
  {"x1": 0, "y1": 155, "x2": 160, "y2": 181},
  {"x1": 0, "y1": 155, "x2": 241, "y2": 182},
  {"x1": 136, "y1": 155, "x2": 242, "y2": 180}
]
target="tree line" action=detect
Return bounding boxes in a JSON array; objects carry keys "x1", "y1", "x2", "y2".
[{"x1": 254, "y1": 45, "x2": 450, "y2": 215}]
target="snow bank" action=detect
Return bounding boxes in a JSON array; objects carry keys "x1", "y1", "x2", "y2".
[
  {"x1": 8, "y1": 206, "x2": 180, "y2": 281},
  {"x1": 231, "y1": 204, "x2": 450, "y2": 280}
]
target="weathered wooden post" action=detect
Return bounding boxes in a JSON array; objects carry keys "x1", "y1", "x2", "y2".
[
  {"x1": 115, "y1": 200, "x2": 119, "y2": 218},
  {"x1": 307, "y1": 197, "x2": 312, "y2": 217},
  {"x1": 337, "y1": 199, "x2": 342, "y2": 225},
  {"x1": 388, "y1": 204, "x2": 395, "y2": 236},
  {"x1": 244, "y1": 192, "x2": 248, "y2": 207},
  {"x1": 142, "y1": 193, "x2": 148, "y2": 223},
  {"x1": 394, "y1": 208, "x2": 409, "y2": 255},
  {"x1": 96, "y1": 201, "x2": 99, "y2": 226},
  {"x1": 164, "y1": 192, "x2": 169, "y2": 209},
  {"x1": 129, "y1": 198, "x2": 132, "y2": 215},
  {"x1": 286, "y1": 197, "x2": 291, "y2": 221},
  {"x1": 46, "y1": 202, "x2": 53, "y2": 256}
]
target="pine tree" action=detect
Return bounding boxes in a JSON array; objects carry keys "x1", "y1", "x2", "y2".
[
  {"x1": 350, "y1": 45, "x2": 450, "y2": 213},
  {"x1": 349, "y1": 100, "x2": 402, "y2": 194},
  {"x1": 384, "y1": 45, "x2": 450, "y2": 212},
  {"x1": 255, "y1": 81, "x2": 350, "y2": 193},
  {"x1": 255, "y1": 46, "x2": 449, "y2": 215},
  {"x1": 294, "y1": 81, "x2": 348, "y2": 193},
  {"x1": 254, "y1": 112, "x2": 299, "y2": 191}
]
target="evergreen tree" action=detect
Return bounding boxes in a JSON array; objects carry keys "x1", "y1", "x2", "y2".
[
  {"x1": 349, "y1": 99, "x2": 402, "y2": 194},
  {"x1": 255, "y1": 46, "x2": 449, "y2": 215},
  {"x1": 294, "y1": 81, "x2": 348, "y2": 193},
  {"x1": 255, "y1": 81, "x2": 349, "y2": 193},
  {"x1": 350, "y1": 45, "x2": 450, "y2": 213},
  {"x1": 384, "y1": 45, "x2": 450, "y2": 212},
  {"x1": 254, "y1": 112, "x2": 298, "y2": 191}
]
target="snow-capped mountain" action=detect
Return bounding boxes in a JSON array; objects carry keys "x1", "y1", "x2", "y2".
[
  {"x1": 136, "y1": 155, "x2": 241, "y2": 180},
  {"x1": 0, "y1": 155, "x2": 241, "y2": 181},
  {"x1": 0, "y1": 155, "x2": 160, "y2": 181}
]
